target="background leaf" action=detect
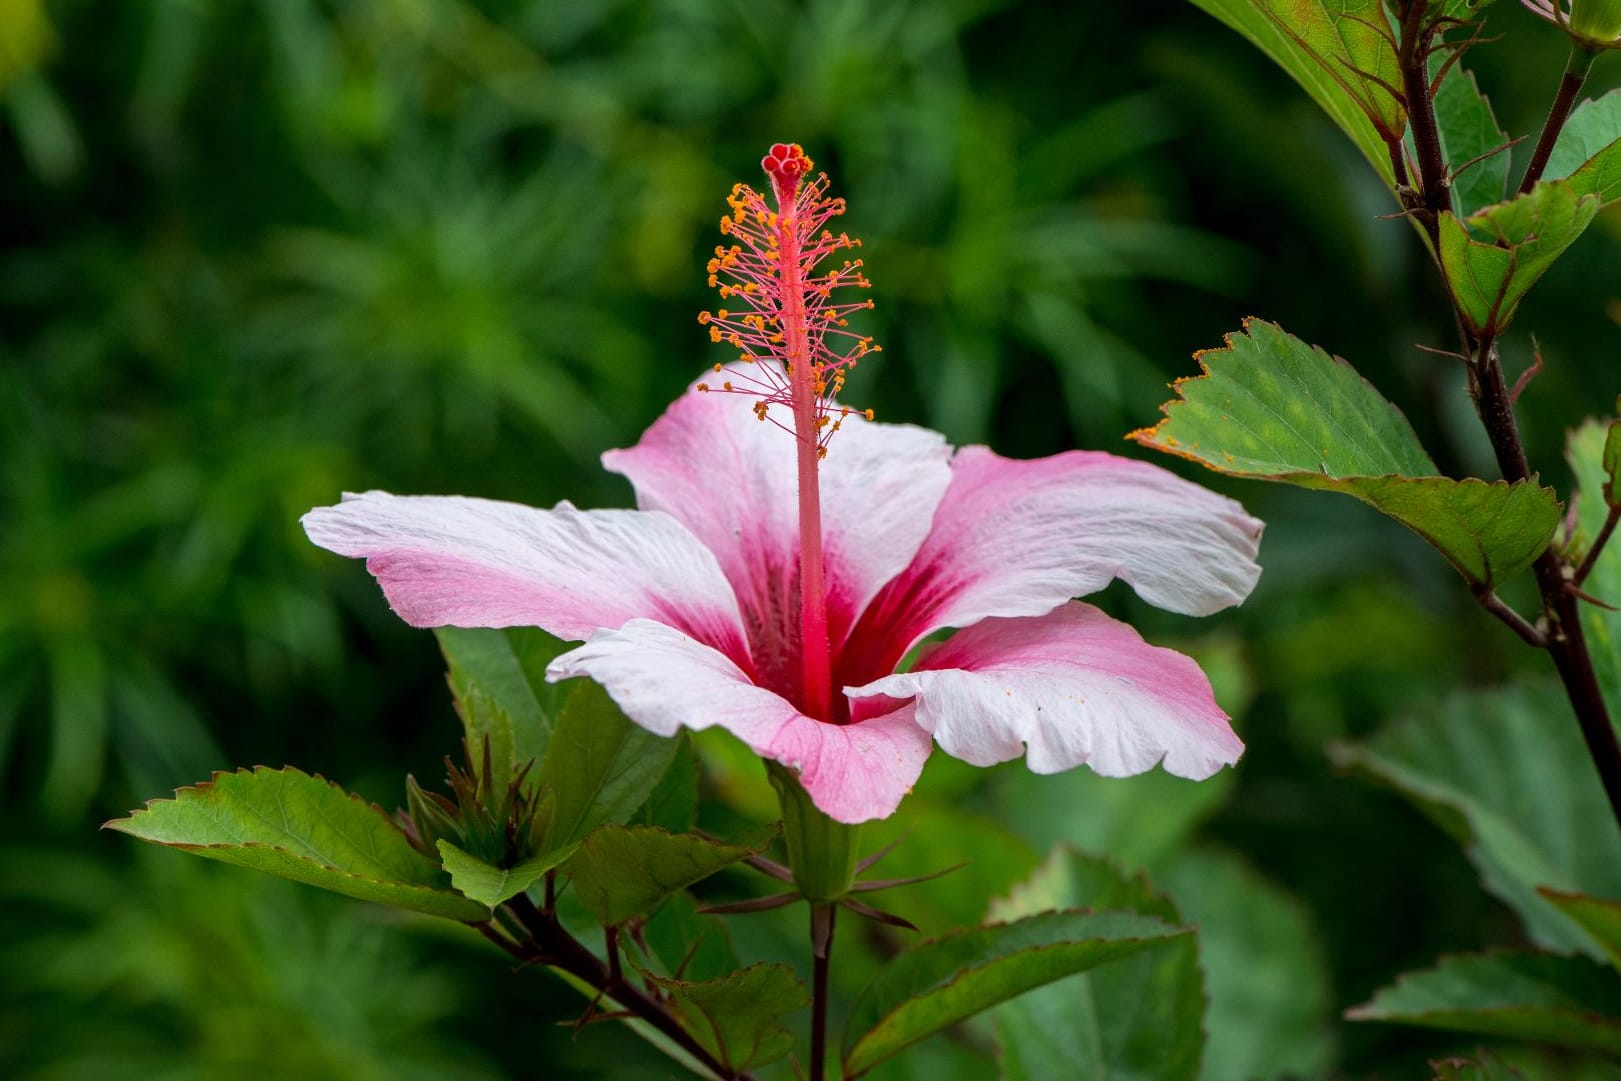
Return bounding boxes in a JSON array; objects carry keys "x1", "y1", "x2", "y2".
[
  {"x1": 990, "y1": 849, "x2": 1204, "y2": 1081},
  {"x1": 435, "y1": 626, "x2": 568, "y2": 783},
  {"x1": 1335, "y1": 681, "x2": 1621, "y2": 958},
  {"x1": 106, "y1": 766, "x2": 488, "y2": 922},
  {"x1": 842, "y1": 909, "x2": 1188, "y2": 1078},
  {"x1": 565, "y1": 825, "x2": 761, "y2": 928},
  {"x1": 1348, "y1": 951, "x2": 1621, "y2": 1055},
  {"x1": 1567, "y1": 421, "x2": 1621, "y2": 720},
  {"x1": 538, "y1": 680, "x2": 680, "y2": 850},
  {"x1": 1159, "y1": 847, "x2": 1337, "y2": 1081},
  {"x1": 647, "y1": 963, "x2": 808, "y2": 1072},
  {"x1": 1545, "y1": 88, "x2": 1621, "y2": 206},
  {"x1": 1133, "y1": 318, "x2": 1559, "y2": 586},
  {"x1": 1539, "y1": 889, "x2": 1621, "y2": 970},
  {"x1": 1432, "y1": 62, "x2": 1509, "y2": 222}
]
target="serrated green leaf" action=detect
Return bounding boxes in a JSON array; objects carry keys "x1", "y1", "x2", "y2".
[
  {"x1": 436, "y1": 834, "x2": 575, "y2": 910},
  {"x1": 646, "y1": 963, "x2": 808, "y2": 1072},
  {"x1": 1133, "y1": 319, "x2": 1559, "y2": 587},
  {"x1": 1432, "y1": 61, "x2": 1509, "y2": 221},
  {"x1": 1568, "y1": 421, "x2": 1621, "y2": 719},
  {"x1": 1438, "y1": 180, "x2": 1599, "y2": 334},
  {"x1": 1334, "y1": 681, "x2": 1621, "y2": 958},
  {"x1": 1546, "y1": 89, "x2": 1621, "y2": 206},
  {"x1": 1349, "y1": 951, "x2": 1621, "y2": 1054},
  {"x1": 990, "y1": 850, "x2": 1203, "y2": 1081},
  {"x1": 435, "y1": 626, "x2": 568, "y2": 785},
  {"x1": 539, "y1": 679, "x2": 680, "y2": 850},
  {"x1": 1160, "y1": 847, "x2": 1337, "y2": 1081},
  {"x1": 566, "y1": 825, "x2": 761, "y2": 928},
  {"x1": 105, "y1": 766, "x2": 488, "y2": 922},
  {"x1": 842, "y1": 909, "x2": 1188, "y2": 1078},
  {"x1": 1540, "y1": 889, "x2": 1621, "y2": 971},
  {"x1": 1187, "y1": 0, "x2": 1401, "y2": 185}
]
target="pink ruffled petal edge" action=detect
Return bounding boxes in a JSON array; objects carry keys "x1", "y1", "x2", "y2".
[
  {"x1": 302, "y1": 491, "x2": 749, "y2": 661},
  {"x1": 847, "y1": 602, "x2": 1242, "y2": 780},
  {"x1": 843, "y1": 448, "x2": 1262, "y2": 683},
  {"x1": 549, "y1": 619, "x2": 933, "y2": 824}
]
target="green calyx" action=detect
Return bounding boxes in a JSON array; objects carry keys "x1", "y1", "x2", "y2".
[
  {"x1": 767, "y1": 762, "x2": 860, "y2": 902},
  {"x1": 1571, "y1": 0, "x2": 1621, "y2": 44}
]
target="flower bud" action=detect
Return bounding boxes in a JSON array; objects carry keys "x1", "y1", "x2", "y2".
[{"x1": 1572, "y1": 0, "x2": 1621, "y2": 42}]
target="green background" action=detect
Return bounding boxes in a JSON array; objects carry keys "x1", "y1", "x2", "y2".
[{"x1": 3, "y1": 1, "x2": 1619, "y2": 1077}]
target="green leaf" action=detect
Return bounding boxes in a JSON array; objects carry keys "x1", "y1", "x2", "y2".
[
  {"x1": 989, "y1": 850, "x2": 1203, "y2": 1081},
  {"x1": 1159, "y1": 847, "x2": 1337, "y2": 1081},
  {"x1": 842, "y1": 909, "x2": 1189, "y2": 1078},
  {"x1": 1432, "y1": 61, "x2": 1509, "y2": 221},
  {"x1": 641, "y1": 891, "x2": 741, "y2": 983},
  {"x1": 1187, "y1": 0, "x2": 1401, "y2": 185},
  {"x1": 1348, "y1": 951, "x2": 1621, "y2": 1055},
  {"x1": 638, "y1": 732, "x2": 699, "y2": 834},
  {"x1": 1605, "y1": 420, "x2": 1621, "y2": 508},
  {"x1": 538, "y1": 679, "x2": 680, "y2": 850},
  {"x1": 1444, "y1": 0, "x2": 1499, "y2": 17},
  {"x1": 435, "y1": 626, "x2": 568, "y2": 784},
  {"x1": 1568, "y1": 421, "x2": 1621, "y2": 720},
  {"x1": 435, "y1": 835, "x2": 574, "y2": 909},
  {"x1": 647, "y1": 963, "x2": 809, "y2": 1072},
  {"x1": 105, "y1": 766, "x2": 488, "y2": 922},
  {"x1": 566, "y1": 825, "x2": 762, "y2": 928},
  {"x1": 1546, "y1": 89, "x2": 1621, "y2": 206},
  {"x1": 1540, "y1": 888, "x2": 1621, "y2": 971},
  {"x1": 1133, "y1": 319, "x2": 1559, "y2": 587},
  {"x1": 1334, "y1": 681, "x2": 1621, "y2": 958},
  {"x1": 1438, "y1": 180, "x2": 1599, "y2": 334}
]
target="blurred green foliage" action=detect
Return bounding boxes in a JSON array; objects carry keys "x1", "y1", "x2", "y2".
[{"x1": 4, "y1": 0, "x2": 1620, "y2": 1077}]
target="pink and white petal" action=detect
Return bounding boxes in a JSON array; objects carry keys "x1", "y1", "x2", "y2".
[
  {"x1": 302, "y1": 491, "x2": 748, "y2": 659},
  {"x1": 847, "y1": 602, "x2": 1242, "y2": 781},
  {"x1": 603, "y1": 364, "x2": 952, "y2": 648},
  {"x1": 845, "y1": 449, "x2": 1262, "y2": 679},
  {"x1": 550, "y1": 619, "x2": 932, "y2": 824}
]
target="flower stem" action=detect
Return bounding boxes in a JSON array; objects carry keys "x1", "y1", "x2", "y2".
[
  {"x1": 1518, "y1": 45, "x2": 1598, "y2": 195},
  {"x1": 809, "y1": 902, "x2": 838, "y2": 1081}
]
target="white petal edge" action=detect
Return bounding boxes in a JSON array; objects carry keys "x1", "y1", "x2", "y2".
[
  {"x1": 848, "y1": 602, "x2": 1243, "y2": 780},
  {"x1": 302, "y1": 491, "x2": 748, "y2": 658}
]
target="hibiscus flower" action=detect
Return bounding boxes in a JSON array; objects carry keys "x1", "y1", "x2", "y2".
[{"x1": 302, "y1": 144, "x2": 1262, "y2": 827}]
